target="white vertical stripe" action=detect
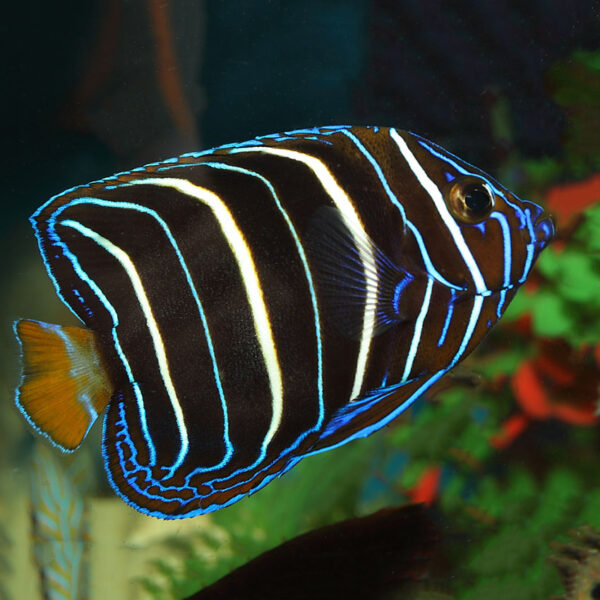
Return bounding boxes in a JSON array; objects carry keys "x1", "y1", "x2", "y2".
[
  {"x1": 59, "y1": 219, "x2": 189, "y2": 471},
  {"x1": 123, "y1": 177, "x2": 285, "y2": 450},
  {"x1": 62, "y1": 197, "x2": 233, "y2": 474},
  {"x1": 389, "y1": 129, "x2": 488, "y2": 294},
  {"x1": 229, "y1": 146, "x2": 376, "y2": 401},
  {"x1": 401, "y1": 277, "x2": 434, "y2": 382},
  {"x1": 449, "y1": 295, "x2": 484, "y2": 368},
  {"x1": 199, "y1": 161, "x2": 325, "y2": 429}
]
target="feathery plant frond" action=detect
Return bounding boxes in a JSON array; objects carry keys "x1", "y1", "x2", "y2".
[{"x1": 30, "y1": 443, "x2": 88, "y2": 600}]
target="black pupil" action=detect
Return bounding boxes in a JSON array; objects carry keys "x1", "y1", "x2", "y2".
[
  {"x1": 592, "y1": 582, "x2": 600, "y2": 599},
  {"x1": 464, "y1": 185, "x2": 491, "y2": 214}
]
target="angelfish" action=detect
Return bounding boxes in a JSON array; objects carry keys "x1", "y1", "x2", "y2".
[{"x1": 14, "y1": 126, "x2": 554, "y2": 518}]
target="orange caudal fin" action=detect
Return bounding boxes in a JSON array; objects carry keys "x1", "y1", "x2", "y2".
[{"x1": 14, "y1": 319, "x2": 113, "y2": 452}]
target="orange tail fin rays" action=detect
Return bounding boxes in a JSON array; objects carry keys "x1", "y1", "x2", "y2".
[{"x1": 14, "y1": 319, "x2": 113, "y2": 452}]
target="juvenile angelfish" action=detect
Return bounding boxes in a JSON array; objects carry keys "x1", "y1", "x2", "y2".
[{"x1": 14, "y1": 126, "x2": 554, "y2": 518}]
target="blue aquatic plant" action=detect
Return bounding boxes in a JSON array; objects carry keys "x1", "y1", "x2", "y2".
[{"x1": 29, "y1": 444, "x2": 89, "y2": 600}]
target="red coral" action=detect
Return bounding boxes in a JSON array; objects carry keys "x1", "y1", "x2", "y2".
[
  {"x1": 511, "y1": 340, "x2": 599, "y2": 426},
  {"x1": 546, "y1": 174, "x2": 600, "y2": 227},
  {"x1": 408, "y1": 466, "x2": 441, "y2": 505},
  {"x1": 490, "y1": 414, "x2": 530, "y2": 449}
]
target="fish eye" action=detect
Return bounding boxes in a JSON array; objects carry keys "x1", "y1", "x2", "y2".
[{"x1": 446, "y1": 176, "x2": 494, "y2": 223}]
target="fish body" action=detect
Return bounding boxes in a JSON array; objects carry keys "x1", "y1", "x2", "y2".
[{"x1": 14, "y1": 126, "x2": 553, "y2": 518}]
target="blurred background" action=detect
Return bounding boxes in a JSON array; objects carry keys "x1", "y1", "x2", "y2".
[{"x1": 1, "y1": 1, "x2": 599, "y2": 598}]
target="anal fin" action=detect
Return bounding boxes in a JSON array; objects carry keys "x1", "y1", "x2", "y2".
[{"x1": 14, "y1": 319, "x2": 113, "y2": 451}]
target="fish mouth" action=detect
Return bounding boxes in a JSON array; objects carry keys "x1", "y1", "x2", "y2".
[
  {"x1": 533, "y1": 215, "x2": 555, "y2": 250},
  {"x1": 522, "y1": 201, "x2": 555, "y2": 248}
]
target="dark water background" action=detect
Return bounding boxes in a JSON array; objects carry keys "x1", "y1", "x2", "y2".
[{"x1": 1, "y1": 2, "x2": 599, "y2": 599}]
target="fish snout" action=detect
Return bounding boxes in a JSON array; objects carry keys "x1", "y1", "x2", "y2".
[
  {"x1": 534, "y1": 215, "x2": 555, "y2": 250},
  {"x1": 522, "y1": 200, "x2": 554, "y2": 250}
]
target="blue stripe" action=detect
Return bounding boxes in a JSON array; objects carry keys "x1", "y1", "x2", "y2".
[
  {"x1": 519, "y1": 207, "x2": 536, "y2": 284},
  {"x1": 489, "y1": 211, "x2": 512, "y2": 318},
  {"x1": 437, "y1": 289, "x2": 456, "y2": 347},
  {"x1": 406, "y1": 223, "x2": 465, "y2": 290},
  {"x1": 392, "y1": 277, "x2": 410, "y2": 315},
  {"x1": 341, "y1": 129, "x2": 407, "y2": 221},
  {"x1": 496, "y1": 289, "x2": 508, "y2": 317},
  {"x1": 447, "y1": 295, "x2": 484, "y2": 370},
  {"x1": 401, "y1": 276, "x2": 434, "y2": 382}
]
